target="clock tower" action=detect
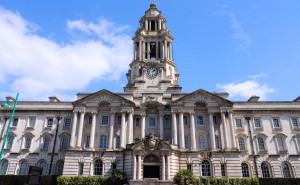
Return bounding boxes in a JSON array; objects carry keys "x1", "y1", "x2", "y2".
[{"x1": 124, "y1": 3, "x2": 181, "y2": 93}]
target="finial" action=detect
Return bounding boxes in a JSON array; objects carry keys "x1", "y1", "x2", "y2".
[{"x1": 150, "y1": 2, "x2": 157, "y2": 8}]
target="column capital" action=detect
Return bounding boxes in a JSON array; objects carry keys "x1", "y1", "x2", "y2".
[
  {"x1": 73, "y1": 110, "x2": 79, "y2": 113},
  {"x1": 189, "y1": 111, "x2": 195, "y2": 115},
  {"x1": 140, "y1": 113, "x2": 146, "y2": 117},
  {"x1": 171, "y1": 111, "x2": 177, "y2": 114},
  {"x1": 91, "y1": 111, "x2": 97, "y2": 115},
  {"x1": 110, "y1": 111, "x2": 116, "y2": 115}
]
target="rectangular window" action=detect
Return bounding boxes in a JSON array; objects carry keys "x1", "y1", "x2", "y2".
[
  {"x1": 187, "y1": 164, "x2": 192, "y2": 171},
  {"x1": 213, "y1": 116, "x2": 217, "y2": 125},
  {"x1": 197, "y1": 116, "x2": 204, "y2": 126},
  {"x1": 273, "y1": 118, "x2": 280, "y2": 128},
  {"x1": 25, "y1": 137, "x2": 32, "y2": 149},
  {"x1": 164, "y1": 117, "x2": 171, "y2": 128},
  {"x1": 183, "y1": 116, "x2": 188, "y2": 125},
  {"x1": 64, "y1": 117, "x2": 72, "y2": 128},
  {"x1": 257, "y1": 137, "x2": 266, "y2": 151},
  {"x1": 117, "y1": 116, "x2": 122, "y2": 125},
  {"x1": 238, "y1": 138, "x2": 245, "y2": 151},
  {"x1": 85, "y1": 135, "x2": 90, "y2": 148},
  {"x1": 135, "y1": 117, "x2": 140, "y2": 127},
  {"x1": 215, "y1": 136, "x2": 220, "y2": 149},
  {"x1": 116, "y1": 136, "x2": 120, "y2": 148},
  {"x1": 292, "y1": 118, "x2": 299, "y2": 127},
  {"x1": 88, "y1": 116, "x2": 93, "y2": 125},
  {"x1": 235, "y1": 119, "x2": 242, "y2": 128},
  {"x1": 29, "y1": 117, "x2": 36, "y2": 127},
  {"x1": 42, "y1": 136, "x2": 50, "y2": 150},
  {"x1": 101, "y1": 116, "x2": 109, "y2": 125},
  {"x1": 149, "y1": 118, "x2": 156, "y2": 127},
  {"x1": 6, "y1": 136, "x2": 14, "y2": 149},
  {"x1": 185, "y1": 136, "x2": 189, "y2": 149},
  {"x1": 79, "y1": 163, "x2": 84, "y2": 176},
  {"x1": 12, "y1": 118, "x2": 18, "y2": 127},
  {"x1": 47, "y1": 118, "x2": 53, "y2": 127},
  {"x1": 277, "y1": 137, "x2": 285, "y2": 151},
  {"x1": 221, "y1": 164, "x2": 226, "y2": 177},
  {"x1": 254, "y1": 118, "x2": 261, "y2": 128}
]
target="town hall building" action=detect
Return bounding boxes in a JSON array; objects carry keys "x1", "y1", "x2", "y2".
[{"x1": 1, "y1": 3, "x2": 300, "y2": 183}]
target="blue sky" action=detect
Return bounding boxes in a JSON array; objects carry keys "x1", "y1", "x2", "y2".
[{"x1": 0, "y1": 1, "x2": 300, "y2": 101}]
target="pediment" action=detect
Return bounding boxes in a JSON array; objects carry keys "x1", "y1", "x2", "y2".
[
  {"x1": 171, "y1": 89, "x2": 233, "y2": 107},
  {"x1": 73, "y1": 89, "x2": 135, "y2": 107}
]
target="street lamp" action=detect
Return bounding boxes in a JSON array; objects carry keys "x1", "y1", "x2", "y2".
[{"x1": 0, "y1": 93, "x2": 19, "y2": 163}]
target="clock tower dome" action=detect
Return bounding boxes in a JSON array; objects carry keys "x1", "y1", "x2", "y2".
[{"x1": 124, "y1": 3, "x2": 181, "y2": 93}]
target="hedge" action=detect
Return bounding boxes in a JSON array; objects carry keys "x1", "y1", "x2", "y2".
[
  {"x1": 57, "y1": 176, "x2": 107, "y2": 185},
  {"x1": 0, "y1": 175, "x2": 57, "y2": 185},
  {"x1": 259, "y1": 178, "x2": 300, "y2": 185}
]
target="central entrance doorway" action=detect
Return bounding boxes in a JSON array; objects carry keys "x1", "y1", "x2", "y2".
[{"x1": 143, "y1": 154, "x2": 160, "y2": 179}]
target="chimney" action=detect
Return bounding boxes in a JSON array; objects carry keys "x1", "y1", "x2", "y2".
[
  {"x1": 248, "y1": 95, "x2": 260, "y2": 102},
  {"x1": 49, "y1": 96, "x2": 60, "y2": 102}
]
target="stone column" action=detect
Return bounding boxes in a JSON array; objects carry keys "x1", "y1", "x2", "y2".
[
  {"x1": 139, "y1": 40, "x2": 142, "y2": 60},
  {"x1": 167, "y1": 155, "x2": 170, "y2": 180},
  {"x1": 164, "y1": 41, "x2": 168, "y2": 59},
  {"x1": 127, "y1": 111, "x2": 133, "y2": 144},
  {"x1": 159, "y1": 114, "x2": 164, "y2": 139},
  {"x1": 171, "y1": 111, "x2": 178, "y2": 145},
  {"x1": 170, "y1": 43, "x2": 173, "y2": 60},
  {"x1": 161, "y1": 42, "x2": 165, "y2": 59},
  {"x1": 90, "y1": 112, "x2": 97, "y2": 149},
  {"x1": 221, "y1": 112, "x2": 229, "y2": 150},
  {"x1": 70, "y1": 111, "x2": 78, "y2": 148},
  {"x1": 228, "y1": 111, "x2": 237, "y2": 149},
  {"x1": 147, "y1": 42, "x2": 150, "y2": 59},
  {"x1": 120, "y1": 112, "x2": 126, "y2": 148},
  {"x1": 178, "y1": 111, "x2": 185, "y2": 149},
  {"x1": 158, "y1": 20, "x2": 161, "y2": 30},
  {"x1": 189, "y1": 112, "x2": 196, "y2": 150},
  {"x1": 162, "y1": 155, "x2": 166, "y2": 180},
  {"x1": 156, "y1": 42, "x2": 159, "y2": 59},
  {"x1": 209, "y1": 113, "x2": 216, "y2": 150},
  {"x1": 145, "y1": 20, "x2": 148, "y2": 30},
  {"x1": 133, "y1": 155, "x2": 137, "y2": 180},
  {"x1": 141, "y1": 114, "x2": 146, "y2": 139},
  {"x1": 108, "y1": 112, "x2": 115, "y2": 149},
  {"x1": 76, "y1": 111, "x2": 85, "y2": 148},
  {"x1": 137, "y1": 155, "x2": 142, "y2": 180}
]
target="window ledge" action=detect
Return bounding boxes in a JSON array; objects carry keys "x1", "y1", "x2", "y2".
[
  {"x1": 279, "y1": 150, "x2": 288, "y2": 154},
  {"x1": 10, "y1": 126, "x2": 17, "y2": 129},
  {"x1": 235, "y1": 127, "x2": 245, "y2": 131},
  {"x1": 273, "y1": 127, "x2": 283, "y2": 131},
  {"x1": 44, "y1": 127, "x2": 52, "y2": 130},
  {"x1": 26, "y1": 126, "x2": 35, "y2": 130},
  {"x1": 62, "y1": 127, "x2": 71, "y2": 130},
  {"x1": 292, "y1": 127, "x2": 300, "y2": 131},
  {"x1": 22, "y1": 148, "x2": 30, "y2": 151},
  {"x1": 40, "y1": 148, "x2": 48, "y2": 151},
  {"x1": 196, "y1": 125, "x2": 205, "y2": 127},
  {"x1": 254, "y1": 127, "x2": 263, "y2": 130},
  {"x1": 258, "y1": 150, "x2": 268, "y2": 154}
]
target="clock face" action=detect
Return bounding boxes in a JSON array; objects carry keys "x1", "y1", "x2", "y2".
[{"x1": 147, "y1": 67, "x2": 158, "y2": 78}]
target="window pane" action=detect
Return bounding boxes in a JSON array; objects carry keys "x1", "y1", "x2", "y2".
[
  {"x1": 116, "y1": 136, "x2": 120, "y2": 148},
  {"x1": 94, "y1": 160, "x2": 103, "y2": 175},
  {"x1": 242, "y1": 163, "x2": 250, "y2": 177},
  {"x1": 164, "y1": 117, "x2": 170, "y2": 128},
  {"x1": 198, "y1": 136, "x2": 206, "y2": 150},
  {"x1": 12, "y1": 118, "x2": 18, "y2": 127},
  {"x1": 292, "y1": 118, "x2": 299, "y2": 127},
  {"x1": 43, "y1": 136, "x2": 50, "y2": 150},
  {"x1": 282, "y1": 163, "x2": 292, "y2": 178},
  {"x1": 99, "y1": 135, "x2": 107, "y2": 148},
  {"x1": 197, "y1": 116, "x2": 204, "y2": 126},
  {"x1": 101, "y1": 116, "x2": 108, "y2": 125},
  {"x1": 238, "y1": 138, "x2": 245, "y2": 151},
  {"x1": 277, "y1": 138, "x2": 285, "y2": 151},
  {"x1": 60, "y1": 136, "x2": 69, "y2": 149},
  {"x1": 184, "y1": 136, "x2": 189, "y2": 149},
  {"x1": 149, "y1": 118, "x2": 156, "y2": 127},
  {"x1": 85, "y1": 135, "x2": 90, "y2": 148},
  {"x1": 6, "y1": 136, "x2": 14, "y2": 149},
  {"x1": 56, "y1": 161, "x2": 64, "y2": 175},
  {"x1": 261, "y1": 163, "x2": 270, "y2": 177},
  {"x1": 135, "y1": 117, "x2": 140, "y2": 127},
  {"x1": 64, "y1": 118, "x2": 72, "y2": 128},
  {"x1": 37, "y1": 160, "x2": 47, "y2": 175},
  {"x1": 25, "y1": 137, "x2": 32, "y2": 149},
  {"x1": 235, "y1": 119, "x2": 242, "y2": 128},
  {"x1": 29, "y1": 117, "x2": 36, "y2": 127},
  {"x1": 183, "y1": 116, "x2": 188, "y2": 125},
  {"x1": 221, "y1": 164, "x2": 226, "y2": 177},
  {"x1": 47, "y1": 118, "x2": 53, "y2": 127},
  {"x1": 273, "y1": 118, "x2": 280, "y2": 128},
  {"x1": 201, "y1": 160, "x2": 211, "y2": 176},
  {"x1": 258, "y1": 137, "x2": 265, "y2": 151},
  {"x1": 254, "y1": 118, "x2": 261, "y2": 128},
  {"x1": 0, "y1": 160, "x2": 8, "y2": 175},
  {"x1": 19, "y1": 160, "x2": 28, "y2": 175}
]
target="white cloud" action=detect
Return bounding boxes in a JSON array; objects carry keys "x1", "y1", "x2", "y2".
[
  {"x1": 248, "y1": 72, "x2": 267, "y2": 80},
  {"x1": 217, "y1": 80, "x2": 275, "y2": 100},
  {"x1": 0, "y1": 7, "x2": 132, "y2": 101},
  {"x1": 220, "y1": 11, "x2": 251, "y2": 49}
]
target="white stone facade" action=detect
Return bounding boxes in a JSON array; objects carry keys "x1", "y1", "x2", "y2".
[{"x1": 1, "y1": 3, "x2": 300, "y2": 182}]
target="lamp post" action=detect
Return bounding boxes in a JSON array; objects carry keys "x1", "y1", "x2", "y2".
[
  {"x1": 48, "y1": 116, "x2": 61, "y2": 176},
  {"x1": 0, "y1": 93, "x2": 19, "y2": 174}
]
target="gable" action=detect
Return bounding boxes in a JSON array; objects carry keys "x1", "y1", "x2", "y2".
[
  {"x1": 171, "y1": 89, "x2": 233, "y2": 107},
  {"x1": 73, "y1": 89, "x2": 135, "y2": 107}
]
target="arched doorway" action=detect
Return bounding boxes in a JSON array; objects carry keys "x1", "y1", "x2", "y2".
[{"x1": 143, "y1": 154, "x2": 160, "y2": 179}]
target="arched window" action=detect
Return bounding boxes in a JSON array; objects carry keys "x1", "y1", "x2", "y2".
[
  {"x1": 0, "y1": 159, "x2": 8, "y2": 175},
  {"x1": 261, "y1": 162, "x2": 271, "y2": 177},
  {"x1": 37, "y1": 160, "x2": 47, "y2": 175},
  {"x1": 6, "y1": 135, "x2": 14, "y2": 149},
  {"x1": 198, "y1": 135, "x2": 206, "y2": 150},
  {"x1": 60, "y1": 135, "x2": 70, "y2": 150},
  {"x1": 257, "y1": 137, "x2": 266, "y2": 151},
  {"x1": 201, "y1": 160, "x2": 211, "y2": 177},
  {"x1": 94, "y1": 159, "x2": 103, "y2": 175},
  {"x1": 42, "y1": 136, "x2": 51, "y2": 150},
  {"x1": 99, "y1": 135, "x2": 107, "y2": 148},
  {"x1": 19, "y1": 160, "x2": 28, "y2": 175},
  {"x1": 282, "y1": 162, "x2": 292, "y2": 178},
  {"x1": 238, "y1": 137, "x2": 245, "y2": 151},
  {"x1": 241, "y1": 163, "x2": 250, "y2": 177},
  {"x1": 56, "y1": 160, "x2": 64, "y2": 175}
]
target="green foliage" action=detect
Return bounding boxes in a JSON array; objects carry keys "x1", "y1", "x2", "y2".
[
  {"x1": 57, "y1": 176, "x2": 107, "y2": 185},
  {"x1": 191, "y1": 177, "x2": 259, "y2": 185},
  {"x1": 106, "y1": 169, "x2": 128, "y2": 185},
  {"x1": 174, "y1": 169, "x2": 196, "y2": 185}
]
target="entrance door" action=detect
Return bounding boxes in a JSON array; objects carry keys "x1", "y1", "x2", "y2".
[{"x1": 143, "y1": 165, "x2": 160, "y2": 179}]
